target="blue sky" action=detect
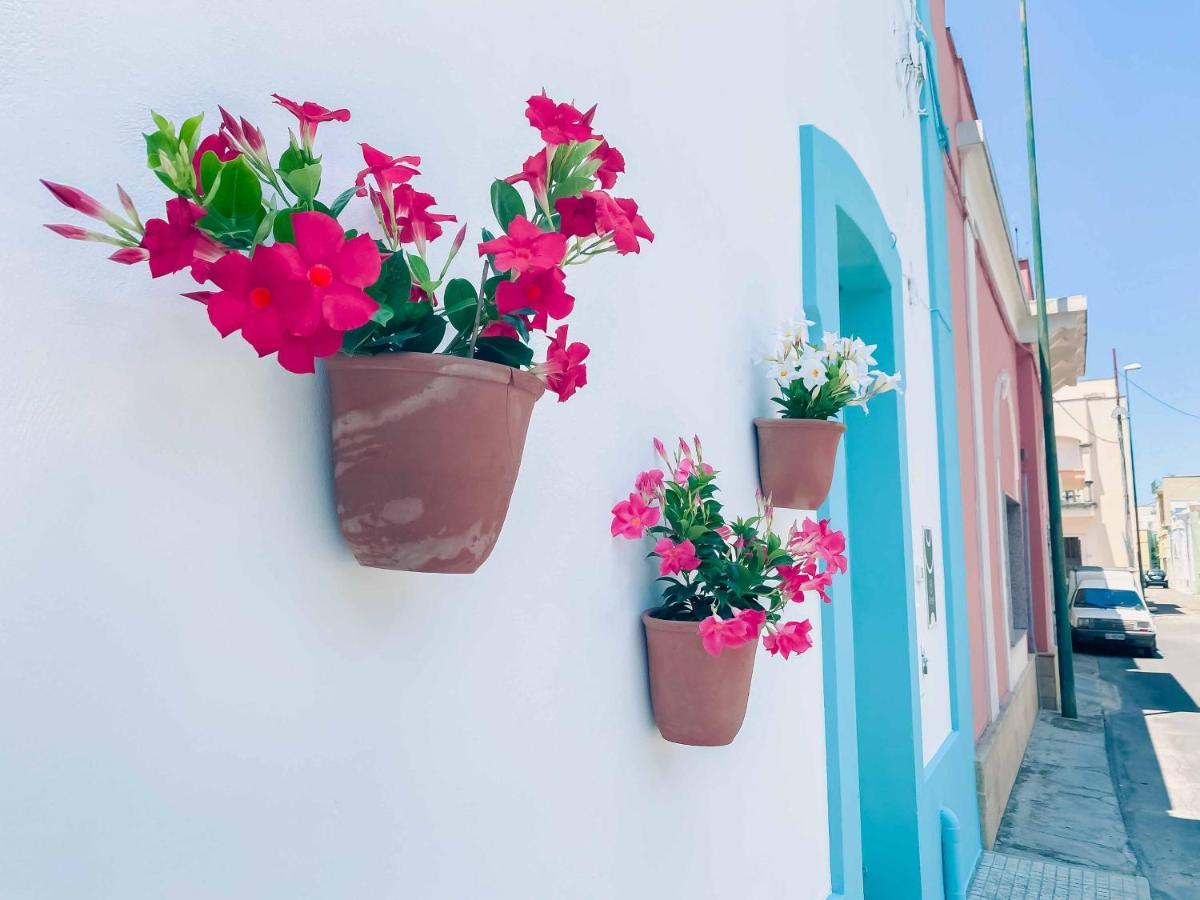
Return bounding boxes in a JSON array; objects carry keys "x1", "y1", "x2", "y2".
[{"x1": 946, "y1": 1, "x2": 1200, "y2": 500}]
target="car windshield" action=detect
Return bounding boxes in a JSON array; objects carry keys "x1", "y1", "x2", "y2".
[{"x1": 1074, "y1": 587, "x2": 1144, "y2": 610}]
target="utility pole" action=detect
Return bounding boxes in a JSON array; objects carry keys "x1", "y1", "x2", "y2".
[
  {"x1": 1021, "y1": 0, "x2": 1076, "y2": 717},
  {"x1": 1112, "y1": 350, "x2": 1135, "y2": 569},
  {"x1": 1123, "y1": 362, "x2": 1146, "y2": 585}
]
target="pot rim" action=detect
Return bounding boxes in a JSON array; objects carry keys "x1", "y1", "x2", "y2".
[
  {"x1": 754, "y1": 416, "x2": 846, "y2": 433},
  {"x1": 325, "y1": 350, "x2": 546, "y2": 398},
  {"x1": 641, "y1": 609, "x2": 708, "y2": 633}
]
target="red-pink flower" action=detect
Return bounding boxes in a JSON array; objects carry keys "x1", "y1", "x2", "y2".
[
  {"x1": 525, "y1": 92, "x2": 596, "y2": 144},
  {"x1": 697, "y1": 608, "x2": 764, "y2": 657},
  {"x1": 790, "y1": 517, "x2": 848, "y2": 574},
  {"x1": 543, "y1": 324, "x2": 589, "y2": 402},
  {"x1": 653, "y1": 538, "x2": 701, "y2": 576},
  {"x1": 204, "y1": 244, "x2": 342, "y2": 373},
  {"x1": 763, "y1": 620, "x2": 814, "y2": 660},
  {"x1": 218, "y1": 107, "x2": 266, "y2": 157},
  {"x1": 271, "y1": 94, "x2": 350, "y2": 146},
  {"x1": 611, "y1": 493, "x2": 660, "y2": 539},
  {"x1": 496, "y1": 267, "x2": 574, "y2": 331},
  {"x1": 590, "y1": 191, "x2": 654, "y2": 254},
  {"x1": 392, "y1": 185, "x2": 457, "y2": 253},
  {"x1": 777, "y1": 562, "x2": 834, "y2": 603},
  {"x1": 478, "y1": 215, "x2": 567, "y2": 274},
  {"x1": 355, "y1": 143, "x2": 420, "y2": 197},
  {"x1": 289, "y1": 212, "x2": 381, "y2": 331},
  {"x1": 591, "y1": 140, "x2": 625, "y2": 190},
  {"x1": 192, "y1": 132, "x2": 240, "y2": 194},
  {"x1": 140, "y1": 197, "x2": 225, "y2": 279},
  {"x1": 635, "y1": 469, "x2": 665, "y2": 498},
  {"x1": 506, "y1": 150, "x2": 550, "y2": 210},
  {"x1": 555, "y1": 194, "x2": 600, "y2": 239},
  {"x1": 715, "y1": 525, "x2": 733, "y2": 541},
  {"x1": 674, "y1": 456, "x2": 695, "y2": 484},
  {"x1": 109, "y1": 247, "x2": 149, "y2": 265}
]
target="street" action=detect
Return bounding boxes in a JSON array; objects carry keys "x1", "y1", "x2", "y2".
[{"x1": 1093, "y1": 587, "x2": 1200, "y2": 898}]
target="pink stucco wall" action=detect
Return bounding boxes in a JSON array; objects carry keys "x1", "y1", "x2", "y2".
[{"x1": 936, "y1": 21, "x2": 1054, "y2": 739}]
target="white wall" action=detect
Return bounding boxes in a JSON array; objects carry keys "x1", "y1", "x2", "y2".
[{"x1": 0, "y1": 1, "x2": 945, "y2": 896}]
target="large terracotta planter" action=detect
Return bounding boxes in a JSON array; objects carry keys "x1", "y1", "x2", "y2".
[
  {"x1": 642, "y1": 610, "x2": 757, "y2": 746},
  {"x1": 325, "y1": 352, "x2": 545, "y2": 573},
  {"x1": 754, "y1": 417, "x2": 846, "y2": 510}
]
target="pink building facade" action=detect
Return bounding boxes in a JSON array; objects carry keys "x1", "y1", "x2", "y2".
[{"x1": 933, "y1": 17, "x2": 1087, "y2": 847}]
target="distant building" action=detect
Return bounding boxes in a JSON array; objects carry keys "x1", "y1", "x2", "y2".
[
  {"x1": 1153, "y1": 476, "x2": 1200, "y2": 592},
  {"x1": 1138, "y1": 504, "x2": 1157, "y2": 569},
  {"x1": 1053, "y1": 376, "x2": 1137, "y2": 571}
]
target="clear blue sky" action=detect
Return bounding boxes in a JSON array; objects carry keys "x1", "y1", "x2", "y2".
[{"x1": 946, "y1": 1, "x2": 1200, "y2": 501}]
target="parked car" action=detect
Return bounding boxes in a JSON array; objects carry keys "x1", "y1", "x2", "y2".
[
  {"x1": 1069, "y1": 567, "x2": 1157, "y2": 656},
  {"x1": 1143, "y1": 568, "x2": 1168, "y2": 588}
]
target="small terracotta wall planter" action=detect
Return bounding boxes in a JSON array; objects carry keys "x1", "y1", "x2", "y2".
[
  {"x1": 641, "y1": 610, "x2": 757, "y2": 746},
  {"x1": 754, "y1": 417, "x2": 846, "y2": 510},
  {"x1": 325, "y1": 352, "x2": 545, "y2": 573}
]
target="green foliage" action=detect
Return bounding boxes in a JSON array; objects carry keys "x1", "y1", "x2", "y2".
[
  {"x1": 284, "y1": 163, "x2": 322, "y2": 202},
  {"x1": 473, "y1": 336, "x2": 534, "y2": 368},
  {"x1": 772, "y1": 366, "x2": 855, "y2": 420},
  {"x1": 489, "y1": 179, "x2": 525, "y2": 230},
  {"x1": 443, "y1": 278, "x2": 479, "y2": 332},
  {"x1": 328, "y1": 186, "x2": 357, "y2": 218}
]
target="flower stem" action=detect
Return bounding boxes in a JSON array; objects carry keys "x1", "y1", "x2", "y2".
[{"x1": 466, "y1": 258, "x2": 489, "y2": 357}]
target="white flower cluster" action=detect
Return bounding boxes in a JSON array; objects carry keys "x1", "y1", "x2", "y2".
[{"x1": 765, "y1": 320, "x2": 901, "y2": 408}]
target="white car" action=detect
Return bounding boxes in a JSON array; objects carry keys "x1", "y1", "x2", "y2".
[{"x1": 1068, "y1": 567, "x2": 1158, "y2": 656}]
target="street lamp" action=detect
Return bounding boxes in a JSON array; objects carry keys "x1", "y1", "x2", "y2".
[{"x1": 1123, "y1": 362, "x2": 1145, "y2": 586}]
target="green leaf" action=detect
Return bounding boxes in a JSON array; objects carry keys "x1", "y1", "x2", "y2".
[
  {"x1": 443, "y1": 278, "x2": 479, "y2": 332},
  {"x1": 407, "y1": 254, "x2": 432, "y2": 287},
  {"x1": 278, "y1": 144, "x2": 305, "y2": 176},
  {"x1": 284, "y1": 163, "x2": 322, "y2": 202},
  {"x1": 473, "y1": 335, "x2": 534, "y2": 368},
  {"x1": 150, "y1": 110, "x2": 176, "y2": 141},
  {"x1": 207, "y1": 156, "x2": 263, "y2": 221},
  {"x1": 199, "y1": 150, "x2": 223, "y2": 195},
  {"x1": 371, "y1": 305, "x2": 394, "y2": 326},
  {"x1": 329, "y1": 186, "x2": 357, "y2": 218},
  {"x1": 395, "y1": 299, "x2": 434, "y2": 323},
  {"x1": 273, "y1": 208, "x2": 296, "y2": 243},
  {"x1": 366, "y1": 252, "x2": 412, "y2": 307},
  {"x1": 489, "y1": 179, "x2": 526, "y2": 231},
  {"x1": 550, "y1": 175, "x2": 592, "y2": 202},
  {"x1": 405, "y1": 314, "x2": 447, "y2": 353},
  {"x1": 179, "y1": 113, "x2": 205, "y2": 152}
]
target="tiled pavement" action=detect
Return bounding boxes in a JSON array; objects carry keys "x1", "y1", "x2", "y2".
[{"x1": 968, "y1": 851, "x2": 1150, "y2": 900}]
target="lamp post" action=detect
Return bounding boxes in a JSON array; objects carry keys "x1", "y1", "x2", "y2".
[{"x1": 1124, "y1": 362, "x2": 1145, "y2": 586}]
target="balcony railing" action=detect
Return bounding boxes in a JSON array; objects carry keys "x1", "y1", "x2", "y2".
[{"x1": 1061, "y1": 484, "x2": 1095, "y2": 506}]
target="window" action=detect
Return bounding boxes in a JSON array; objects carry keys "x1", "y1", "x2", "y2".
[
  {"x1": 1073, "y1": 588, "x2": 1145, "y2": 610},
  {"x1": 1004, "y1": 495, "x2": 1031, "y2": 642},
  {"x1": 1064, "y1": 536, "x2": 1083, "y2": 569}
]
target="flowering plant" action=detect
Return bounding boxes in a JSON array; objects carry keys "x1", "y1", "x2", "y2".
[
  {"x1": 612, "y1": 437, "x2": 847, "y2": 659},
  {"x1": 41, "y1": 92, "x2": 651, "y2": 400},
  {"x1": 766, "y1": 321, "x2": 901, "y2": 419}
]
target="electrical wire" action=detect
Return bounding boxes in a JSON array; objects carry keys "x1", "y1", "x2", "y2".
[
  {"x1": 1130, "y1": 380, "x2": 1200, "y2": 421},
  {"x1": 1053, "y1": 399, "x2": 1120, "y2": 445}
]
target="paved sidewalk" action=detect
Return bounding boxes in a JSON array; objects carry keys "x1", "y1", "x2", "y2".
[{"x1": 968, "y1": 654, "x2": 1153, "y2": 898}]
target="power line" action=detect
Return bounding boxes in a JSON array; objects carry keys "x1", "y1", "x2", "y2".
[
  {"x1": 1052, "y1": 400, "x2": 1120, "y2": 444},
  {"x1": 1130, "y1": 380, "x2": 1200, "y2": 421}
]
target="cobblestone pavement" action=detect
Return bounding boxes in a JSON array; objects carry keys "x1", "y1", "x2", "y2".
[{"x1": 968, "y1": 851, "x2": 1150, "y2": 900}]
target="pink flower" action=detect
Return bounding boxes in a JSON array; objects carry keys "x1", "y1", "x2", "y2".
[
  {"x1": 478, "y1": 215, "x2": 567, "y2": 274},
  {"x1": 391, "y1": 185, "x2": 457, "y2": 253},
  {"x1": 481, "y1": 321, "x2": 519, "y2": 339},
  {"x1": 635, "y1": 469, "x2": 664, "y2": 498},
  {"x1": 653, "y1": 538, "x2": 701, "y2": 576},
  {"x1": 543, "y1": 324, "x2": 589, "y2": 402},
  {"x1": 777, "y1": 562, "x2": 834, "y2": 603},
  {"x1": 555, "y1": 194, "x2": 600, "y2": 239},
  {"x1": 496, "y1": 267, "x2": 574, "y2": 332},
  {"x1": 109, "y1": 247, "x2": 149, "y2": 265},
  {"x1": 653, "y1": 437, "x2": 668, "y2": 462},
  {"x1": 204, "y1": 244, "x2": 341, "y2": 373},
  {"x1": 355, "y1": 143, "x2": 420, "y2": 197},
  {"x1": 611, "y1": 493, "x2": 660, "y2": 539},
  {"x1": 44, "y1": 224, "x2": 109, "y2": 241},
  {"x1": 790, "y1": 517, "x2": 848, "y2": 574},
  {"x1": 591, "y1": 140, "x2": 625, "y2": 189},
  {"x1": 271, "y1": 94, "x2": 350, "y2": 146},
  {"x1": 673, "y1": 456, "x2": 695, "y2": 484},
  {"x1": 589, "y1": 191, "x2": 654, "y2": 254},
  {"x1": 218, "y1": 107, "x2": 267, "y2": 157},
  {"x1": 715, "y1": 525, "x2": 733, "y2": 541},
  {"x1": 140, "y1": 197, "x2": 225, "y2": 279},
  {"x1": 763, "y1": 620, "x2": 814, "y2": 660},
  {"x1": 289, "y1": 212, "x2": 382, "y2": 331},
  {"x1": 697, "y1": 608, "x2": 764, "y2": 657},
  {"x1": 191, "y1": 132, "x2": 240, "y2": 194},
  {"x1": 525, "y1": 92, "x2": 596, "y2": 144},
  {"x1": 506, "y1": 150, "x2": 550, "y2": 210}
]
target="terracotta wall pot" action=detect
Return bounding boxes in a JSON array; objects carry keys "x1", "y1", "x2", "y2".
[
  {"x1": 754, "y1": 417, "x2": 846, "y2": 510},
  {"x1": 325, "y1": 352, "x2": 545, "y2": 574},
  {"x1": 641, "y1": 610, "x2": 757, "y2": 746}
]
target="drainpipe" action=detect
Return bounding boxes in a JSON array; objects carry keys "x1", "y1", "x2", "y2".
[
  {"x1": 940, "y1": 808, "x2": 966, "y2": 900},
  {"x1": 1020, "y1": 0, "x2": 1076, "y2": 717}
]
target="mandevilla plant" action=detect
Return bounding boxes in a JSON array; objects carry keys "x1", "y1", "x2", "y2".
[
  {"x1": 766, "y1": 320, "x2": 901, "y2": 419},
  {"x1": 611, "y1": 436, "x2": 848, "y2": 659},
  {"x1": 40, "y1": 91, "x2": 652, "y2": 400}
]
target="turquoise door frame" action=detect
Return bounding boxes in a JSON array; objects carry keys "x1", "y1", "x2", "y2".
[{"x1": 804, "y1": 100, "x2": 980, "y2": 897}]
